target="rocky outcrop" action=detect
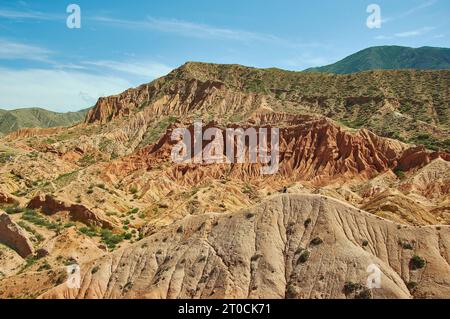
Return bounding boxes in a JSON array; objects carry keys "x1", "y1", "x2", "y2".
[
  {"x1": 39, "y1": 194, "x2": 450, "y2": 299},
  {"x1": 0, "y1": 211, "x2": 34, "y2": 258},
  {"x1": 107, "y1": 116, "x2": 448, "y2": 186},
  {"x1": 5, "y1": 127, "x2": 65, "y2": 141},
  {"x1": 0, "y1": 192, "x2": 16, "y2": 205},
  {"x1": 27, "y1": 195, "x2": 114, "y2": 229}
]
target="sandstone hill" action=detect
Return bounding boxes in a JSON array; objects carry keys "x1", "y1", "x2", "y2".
[{"x1": 16, "y1": 195, "x2": 450, "y2": 299}]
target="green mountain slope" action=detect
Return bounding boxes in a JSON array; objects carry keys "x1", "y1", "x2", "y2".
[
  {"x1": 0, "y1": 108, "x2": 89, "y2": 135},
  {"x1": 305, "y1": 46, "x2": 450, "y2": 74}
]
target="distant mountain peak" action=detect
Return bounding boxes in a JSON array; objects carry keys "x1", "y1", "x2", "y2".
[{"x1": 304, "y1": 45, "x2": 450, "y2": 74}]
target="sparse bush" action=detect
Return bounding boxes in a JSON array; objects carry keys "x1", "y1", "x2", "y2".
[
  {"x1": 37, "y1": 262, "x2": 51, "y2": 272},
  {"x1": 410, "y1": 255, "x2": 426, "y2": 270},
  {"x1": 251, "y1": 254, "x2": 262, "y2": 262},
  {"x1": 354, "y1": 288, "x2": 372, "y2": 299},
  {"x1": 4, "y1": 205, "x2": 24, "y2": 214},
  {"x1": 79, "y1": 226, "x2": 97, "y2": 237},
  {"x1": 246, "y1": 212, "x2": 255, "y2": 219},
  {"x1": 406, "y1": 281, "x2": 418, "y2": 292},
  {"x1": 310, "y1": 237, "x2": 323, "y2": 246},
  {"x1": 393, "y1": 168, "x2": 406, "y2": 179},
  {"x1": 343, "y1": 282, "x2": 363, "y2": 295},
  {"x1": 129, "y1": 208, "x2": 139, "y2": 214},
  {"x1": 21, "y1": 209, "x2": 61, "y2": 231},
  {"x1": 362, "y1": 240, "x2": 369, "y2": 247},
  {"x1": 124, "y1": 233, "x2": 132, "y2": 240},
  {"x1": 399, "y1": 240, "x2": 413, "y2": 250},
  {"x1": 304, "y1": 218, "x2": 311, "y2": 228},
  {"x1": 297, "y1": 250, "x2": 310, "y2": 264},
  {"x1": 100, "y1": 229, "x2": 124, "y2": 250},
  {"x1": 91, "y1": 266, "x2": 100, "y2": 274},
  {"x1": 286, "y1": 284, "x2": 297, "y2": 299}
]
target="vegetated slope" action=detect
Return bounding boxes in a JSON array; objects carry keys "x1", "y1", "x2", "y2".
[
  {"x1": 0, "y1": 107, "x2": 89, "y2": 135},
  {"x1": 304, "y1": 46, "x2": 450, "y2": 74},
  {"x1": 38, "y1": 194, "x2": 450, "y2": 299},
  {"x1": 85, "y1": 62, "x2": 450, "y2": 151}
]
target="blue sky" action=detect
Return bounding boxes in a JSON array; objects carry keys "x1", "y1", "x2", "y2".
[{"x1": 0, "y1": 0, "x2": 448, "y2": 111}]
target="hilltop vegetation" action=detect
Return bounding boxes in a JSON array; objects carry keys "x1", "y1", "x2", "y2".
[{"x1": 305, "y1": 46, "x2": 450, "y2": 74}]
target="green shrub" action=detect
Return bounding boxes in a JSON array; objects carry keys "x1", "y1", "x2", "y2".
[
  {"x1": 393, "y1": 168, "x2": 406, "y2": 179},
  {"x1": 37, "y1": 262, "x2": 51, "y2": 272},
  {"x1": 406, "y1": 281, "x2": 418, "y2": 292},
  {"x1": 17, "y1": 221, "x2": 44, "y2": 242},
  {"x1": 124, "y1": 233, "x2": 132, "y2": 240},
  {"x1": 410, "y1": 255, "x2": 426, "y2": 270},
  {"x1": 297, "y1": 250, "x2": 310, "y2": 264},
  {"x1": 79, "y1": 226, "x2": 97, "y2": 237},
  {"x1": 100, "y1": 229, "x2": 124, "y2": 249},
  {"x1": 91, "y1": 266, "x2": 100, "y2": 274},
  {"x1": 4, "y1": 205, "x2": 24, "y2": 214},
  {"x1": 362, "y1": 240, "x2": 369, "y2": 247},
  {"x1": 21, "y1": 209, "x2": 61, "y2": 231}
]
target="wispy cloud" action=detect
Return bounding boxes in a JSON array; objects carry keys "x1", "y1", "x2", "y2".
[
  {"x1": 394, "y1": 26, "x2": 435, "y2": 37},
  {"x1": 92, "y1": 16, "x2": 283, "y2": 43},
  {"x1": 0, "y1": 8, "x2": 61, "y2": 20},
  {"x1": 0, "y1": 38, "x2": 53, "y2": 62},
  {"x1": 375, "y1": 26, "x2": 436, "y2": 40},
  {"x1": 0, "y1": 67, "x2": 132, "y2": 111},
  {"x1": 91, "y1": 15, "x2": 326, "y2": 50},
  {"x1": 383, "y1": 0, "x2": 437, "y2": 23},
  {"x1": 82, "y1": 60, "x2": 172, "y2": 78}
]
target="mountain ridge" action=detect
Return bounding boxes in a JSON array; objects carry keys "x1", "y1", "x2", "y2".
[
  {"x1": 0, "y1": 107, "x2": 89, "y2": 135},
  {"x1": 85, "y1": 62, "x2": 450, "y2": 151},
  {"x1": 304, "y1": 45, "x2": 450, "y2": 74}
]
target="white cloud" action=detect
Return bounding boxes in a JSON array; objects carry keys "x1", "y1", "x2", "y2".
[
  {"x1": 382, "y1": 0, "x2": 437, "y2": 24},
  {"x1": 0, "y1": 8, "x2": 61, "y2": 20},
  {"x1": 374, "y1": 26, "x2": 435, "y2": 40},
  {"x1": 374, "y1": 35, "x2": 393, "y2": 40},
  {"x1": 0, "y1": 67, "x2": 132, "y2": 112},
  {"x1": 82, "y1": 60, "x2": 172, "y2": 78},
  {"x1": 394, "y1": 26, "x2": 435, "y2": 37},
  {"x1": 0, "y1": 38, "x2": 53, "y2": 61},
  {"x1": 92, "y1": 15, "x2": 282, "y2": 43},
  {"x1": 91, "y1": 15, "x2": 318, "y2": 49}
]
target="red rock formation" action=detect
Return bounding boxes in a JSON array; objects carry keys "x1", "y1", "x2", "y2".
[
  {"x1": 105, "y1": 116, "x2": 449, "y2": 186},
  {"x1": 0, "y1": 192, "x2": 16, "y2": 205},
  {"x1": 0, "y1": 211, "x2": 34, "y2": 258},
  {"x1": 27, "y1": 195, "x2": 114, "y2": 229}
]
